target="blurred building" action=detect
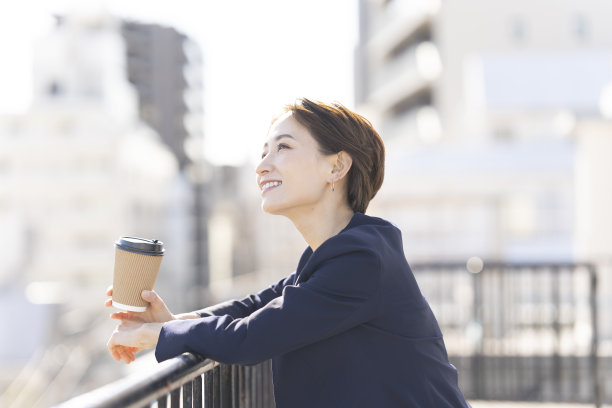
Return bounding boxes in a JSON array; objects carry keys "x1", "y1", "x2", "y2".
[
  {"x1": 120, "y1": 20, "x2": 210, "y2": 311},
  {"x1": 355, "y1": 0, "x2": 612, "y2": 263},
  {"x1": 121, "y1": 21, "x2": 204, "y2": 170},
  {"x1": 0, "y1": 10, "x2": 202, "y2": 406}
]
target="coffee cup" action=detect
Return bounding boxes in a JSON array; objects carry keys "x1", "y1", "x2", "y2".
[{"x1": 112, "y1": 237, "x2": 164, "y2": 312}]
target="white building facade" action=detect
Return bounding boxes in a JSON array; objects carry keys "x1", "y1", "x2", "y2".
[{"x1": 356, "y1": 0, "x2": 612, "y2": 263}]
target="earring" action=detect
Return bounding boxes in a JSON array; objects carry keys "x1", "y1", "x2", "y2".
[{"x1": 331, "y1": 177, "x2": 335, "y2": 192}]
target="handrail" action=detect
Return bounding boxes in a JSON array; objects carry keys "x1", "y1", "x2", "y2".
[
  {"x1": 54, "y1": 353, "x2": 216, "y2": 408},
  {"x1": 54, "y1": 352, "x2": 275, "y2": 408}
]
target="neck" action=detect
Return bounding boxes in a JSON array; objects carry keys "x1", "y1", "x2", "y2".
[{"x1": 288, "y1": 203, "x2": 355, "y2": 252}]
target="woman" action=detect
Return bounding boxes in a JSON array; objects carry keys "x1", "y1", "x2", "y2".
[{"x1": 106, "y1": 98, "x2": 471, "y2": 407}]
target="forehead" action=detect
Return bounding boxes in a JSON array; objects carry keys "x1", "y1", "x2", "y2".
[
  {"x1": 263, "y1": 112, "x2": 310, "y2": 146},
  {"x1": 268, "y1": 112, "x2": 296, "y2": 134}
]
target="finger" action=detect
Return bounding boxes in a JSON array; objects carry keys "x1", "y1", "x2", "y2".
[
  {"x1": 119, "y1": 350, "x2": 132, "y2": 364},
  {"x1": 115, "y1": 346, "x2": 130, "y2": 364},
  {"x1": 111, "y1": 345, "x2": 129, "y2": 362},
  {"x1": 110, "y1": 347, "x2": 119, "y2": 361},
  {"x1": 108, "y1": 342, "x2": 121, "y2": 362},
  {"x1": 105, "y1": 299, "x2": 113, "y2": 308},
  {"x1": 110, "y1": 312, "x2": 131, "y2": 320},
  {"x1": 106, "y1": 286, "x2": 113, "y2": 296},
  {"x1": 120, "y1": 347, "x2": 135, "y2": 364}
]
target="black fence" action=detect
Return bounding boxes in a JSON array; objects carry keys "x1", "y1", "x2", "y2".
[
  {"x1": 54, "y1": 353, "x2": 274, "y2": 408},
  {"x1": 55, "y1": 261, "x2": 603, "y2": 407},
  {"x1": 412, "y1": 261, "x2": 602, "y2": 406}
]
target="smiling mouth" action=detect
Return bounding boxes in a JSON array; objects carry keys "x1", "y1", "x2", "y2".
[{"x1": 261, "y1": 181, "x2": 282, "y2": 193}]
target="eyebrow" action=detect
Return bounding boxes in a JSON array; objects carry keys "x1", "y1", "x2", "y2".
[{"x1": 263, "y1": 134, "x2": 295, "y2": 148}]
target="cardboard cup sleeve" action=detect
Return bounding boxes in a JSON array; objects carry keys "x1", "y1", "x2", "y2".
[{"x1": 112, "y1": 238, "x2": 164, "y2": 312}]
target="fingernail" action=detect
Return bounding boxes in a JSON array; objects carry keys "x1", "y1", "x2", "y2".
[{"x1": 142, "y1": 290, "x2": 151, "y2": 300}]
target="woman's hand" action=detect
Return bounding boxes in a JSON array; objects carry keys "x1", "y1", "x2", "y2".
[
  {"x1": 107, "y1": 320, "x2": 163, "y2": 364},
  {"x1": 105, "y1": 286, "x2": 175, "y2": 324}
]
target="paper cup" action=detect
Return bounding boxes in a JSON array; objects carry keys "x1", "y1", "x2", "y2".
[{"x1": 112, "y1": 237, "x2": 164, "y2": 312}]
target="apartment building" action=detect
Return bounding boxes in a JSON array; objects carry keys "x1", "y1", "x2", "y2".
[{"x1": 355, "y1": 0, "x2": 612, "y2": 263}]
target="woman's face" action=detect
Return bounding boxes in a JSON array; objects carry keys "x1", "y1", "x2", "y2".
[{"x1": 256, "y1": 112, "x2": 334, "y2": 217}]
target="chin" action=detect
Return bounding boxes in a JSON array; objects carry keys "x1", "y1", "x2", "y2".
[
  {"x1": 261, "y1": 201, "x2": 280, "y2": 215},
  {"x1": 261, "y1": 199, "x2": 291, "y2": 217}
]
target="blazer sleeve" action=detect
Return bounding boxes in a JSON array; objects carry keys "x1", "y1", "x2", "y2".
[
  {"x1": 155, "y1": 247, "x2": 381, "y2": 365},
  {"x1": 193, "y1": 273, "x2": 296, "y2": 319}
]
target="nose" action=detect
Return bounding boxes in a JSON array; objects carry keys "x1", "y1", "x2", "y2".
[{"x1": 256, "y1": 153, "x2": 272, "y2": 177}]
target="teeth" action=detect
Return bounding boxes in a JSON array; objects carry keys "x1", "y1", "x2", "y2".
[{"x1": 261, "y1": 181, "x2": 281, "y2": 190}]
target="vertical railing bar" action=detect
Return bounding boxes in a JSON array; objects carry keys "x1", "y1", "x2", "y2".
[
  {"x1": 564, "y1": 265, "x2": 572, "y2": 401},
  {"x1": 241, "y1": 365, "x2": 247, "y2": 408},
  {"x1": 232, "y1": 365, "x2": 239, "y2": 408},
  {"x1": 518, "y1": 266, "x2": 528, "y2": 400},
  {"x1": 493, "y1": 265, "x2": 502, "y2": 398},
  {"x1": 252, "y1": 363, "x2": 256, "y2": 408},
  {"x1": 183, "y1": 379, "x2": 193, "y2": 408},
  {"x1": 237, "y1": 365, "x2": 244, "y2": 408},
  {"x1": 265, "y1": 360, "x2": 270, "y2": 408},
  {"x1": 229, "y1": 365, "x2": 235, "y2": 408},
  {"x1": 535, "y1": 267, "x2": 545, "y2": 400},
  {"x1": 213, "y1": 365, "x2": 221, "y2": 408},
  {"x1": 250, "y1": 364, "x2": 256, "y2": 408},
  {"x1": 482, "y1": 267, "x2": 488, "y2": 398},
  {"x1": 204, "y1": 369, "x2": 214, "y2": 408},
  {"x1": 505, "y1": 267, "x2": 515, "y2": 399},
  {"x1": 170, "y1": 388, "x2": 180, "y2": 407},
  {"x1": 260, "y1": 362, "x2": 266, "y2": 408},
  {"x1": 552, "y1": 266, "x2": 561, "y2": 400},
  {"x1": 267, "y1": 359, "x2": 274, "y2": 407},
  {"x1": 263, "y1": 361, "x2": 270, "y2": 408},
  {"x1": 258, "y1": 360, "x2": 264, "y2": 408},
  {"x1": 193, "y1": 374, "x2": 203, "y2": 408},
  {"x1": 589, "y1": 265, "x2": 601, "y2": 408},
  {"x1": 568, "y1": 266, "x2": 579, "y2": 400},
  {"x1": 242, "y1": 365, "x2": 248, "y2": 408},
  {"x1": 252, "y1": 364, "x2": 258, "y2": 408},
  {"x1": 220, "y1": 364, "x2": 231, "y2": 408},
  {"x1": 254, "y1": 363, "x2": 260, "y2": 408},
  {"x1": 471, "y1": 264, "x2": 483, "y2": 398}
]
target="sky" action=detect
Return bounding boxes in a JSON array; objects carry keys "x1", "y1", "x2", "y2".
[{"x1": 0, "y1": 0, "x2": 358, "y2": 166}]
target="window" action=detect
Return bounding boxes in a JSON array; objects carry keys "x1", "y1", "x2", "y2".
[
  {"x1": 48, "y1": 81, "x2": 62, "y2": 96},
  {"x1": 510, "y1": 16, "x2": 527, "y2": 43},
  {"x1": 572, "y1": 14, "x2": 589, "y2": 41}
]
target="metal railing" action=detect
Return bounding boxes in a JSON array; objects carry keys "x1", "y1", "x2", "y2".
[
  {"x1": 54, "y1": 261, "x2": 604, "y2": 407},
  {"x1": 411, "y1": 261, "x2": 602, "y2": 406},
  {"x1": 54, "y1": 353, "x2": 274, "y2": 408}
]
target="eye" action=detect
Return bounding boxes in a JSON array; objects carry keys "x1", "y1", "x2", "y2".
[{"x1": 276, "y1": 143, "x2": 290, "y2": 152}]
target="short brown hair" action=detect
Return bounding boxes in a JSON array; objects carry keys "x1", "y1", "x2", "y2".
[{"x1": 284, "y1": 98, "x2": 385, "y2": 214}]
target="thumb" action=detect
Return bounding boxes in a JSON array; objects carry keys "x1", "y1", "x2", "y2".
[{"x1": 141, "y1": 290, "x2": 158, "y2": 303}]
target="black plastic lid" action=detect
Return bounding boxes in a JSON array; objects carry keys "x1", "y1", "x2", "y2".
[{"x1": 115, "y1": 236, "x2": 165, "y2": 256}]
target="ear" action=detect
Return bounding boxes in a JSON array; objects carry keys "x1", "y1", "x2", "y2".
[{"x1": 331, "y1": 151, "x2": 353, "y2": 182}]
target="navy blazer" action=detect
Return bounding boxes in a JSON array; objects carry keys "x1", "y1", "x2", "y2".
[{"x1": 156, "y1": 213, "x2": 471, "y2": 407}]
